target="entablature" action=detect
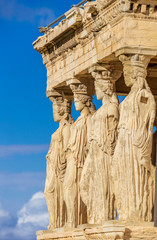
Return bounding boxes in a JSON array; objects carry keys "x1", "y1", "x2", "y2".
[{"x1": 33, "y1": 0, "x2": 157, "y2": 96}]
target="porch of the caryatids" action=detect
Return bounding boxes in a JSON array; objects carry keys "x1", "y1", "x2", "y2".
[
  {"x1": 111, "y1": 54, "x2": 156, "y2": 222},
  {"x1": 44, "y1": 90, "x2": 74, "y2": 230},
  {"x1": 80, "y1": 64, "x2": 122, "y2": 224},
  {"x1": 63, "y1": 79, "x2": 95, "y2": 229}
]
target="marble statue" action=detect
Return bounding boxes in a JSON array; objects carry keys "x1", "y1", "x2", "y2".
[
  {"x1": 80, "y1": 68, "x2": 119, "y2": 224},
  {"x1": 63, "y1": 83, "x2": 95, "y2": 228},
  {"x1": 44, "y1": 94, "x2": 73, "y2": 230},
  {"x1": 111, "y1": 54, "x2": 156, "y2": 222},
  {"x1": 154, "y1": 135, "x2": 157, "y2": 227},
  {"x1": 152, "y1": 106, "x2": 157, "y2": 227},
  {"x1": 34, "y1": 1, "x2": 157, "y2": 238}
]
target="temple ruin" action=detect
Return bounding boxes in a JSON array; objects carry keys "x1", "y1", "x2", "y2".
[{"x1": 33, "y1": 0, "x2": 157, "y2": 239}]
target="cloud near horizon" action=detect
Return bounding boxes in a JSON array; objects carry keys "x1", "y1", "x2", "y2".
[
  {"x1": 17, "y1": 192, "x2": 49, "y2": 227},
  {"x1": 0, "y1": 144, "x2": 49, "y2": 158},
  {"x1": 0, "y1": 0, "x2": 54, "y2": 26},
  {"x1": 0, "y1": 203, "x2": 10, "y2": 222},
  {"x1": 0, "y1": 192, "x2": 49, "y2": 240}
]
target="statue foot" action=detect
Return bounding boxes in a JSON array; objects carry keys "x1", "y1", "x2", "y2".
[{"x1": 48, "y1": 224, "x2": 55, "y2": 231}]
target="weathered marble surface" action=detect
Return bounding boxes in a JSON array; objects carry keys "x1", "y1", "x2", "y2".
[
  {"x1": 63, "y1": 83, "x2": 94, "y2": 228},
  {"x1": 152, "y1": 130, "x2": 157, "y2": 227},
  {"x1": 36, "y1": 222, "x2": 157, "y2": 240},
  {"x1": 42, "y1": 55, "x2": 156, "y2": 230},
  {"x1": 80, "y1": 66, "x2": 120, "y2": 224},
  {"x1": 44, "y1": 94, "x2": 74, "y2": 230},
  {"x1": 37, "y1": 221, "x2": 125, "y2": 240},
  {"x1": 33, "y1": 0, "x2": 157, "y2": 236},
  {"x1": 33, "y1": 0, "x2": 157, "y2": 96},
  {"x1": 155, "y1": 142, "x2": 157, "y2": 227},
  {"x1": 111, "y1": 55, "x2": 156, "y2": 222}
]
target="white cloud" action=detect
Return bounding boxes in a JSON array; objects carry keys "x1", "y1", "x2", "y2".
[
  {"x1": 0, "y1": 192, "x2": 49, "y2": 240},
  {"x1": 0, "y1": 202, "x2": 11, "y2": 230},
  {"x1": 0, "y1": 0, "x2": 54, "y2": 26},
  {"x1": 0, "y1": 203, "x2": 10, "y2": 219},
  {"x1": 17, "y1": 192, "x2": 49, "y2": 227},
  {"x1": 0, "y1": 144, "x2": 49, "y2": 158}
]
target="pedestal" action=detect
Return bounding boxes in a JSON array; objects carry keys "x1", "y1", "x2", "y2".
[
  {"x1": 37, "y1": 221, "x2": 157, "y2": 240},
  {"x1": 37, "y1": 222, "x2": 125, "y2": 240}
]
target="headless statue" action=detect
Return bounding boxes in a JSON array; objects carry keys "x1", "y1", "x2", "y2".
[{"x1": 44, "y1": 95, "x2": 73, "y2": 230}]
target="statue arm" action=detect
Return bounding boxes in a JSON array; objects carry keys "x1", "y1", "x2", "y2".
[
  {"x1": 106, "y1": 106, "x2": 119, "y2": 155},
  {"x1": 46, "y1": 134, "x2": 53, "y2": 161},
  {"x1": 152, "y1": 131, "x2": 157, "y2": 166},
  {"x1": 133, "y1": 95, "x2": 156, "y2": 169},
  {"x1": 86, "y1": 116, "x2": 92, "y2": 143},
  {"x1": 62, "y1": 125, "x2": 71, "y2": 151}
]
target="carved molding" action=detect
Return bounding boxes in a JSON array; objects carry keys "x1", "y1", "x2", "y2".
[
  {"x1": 119, "y1": 54, "x2": 151, "y2": 87},
  {"x1": 70, "y1": 83, "x2": 88, "y2": 95},
  {"x1": 96, "y1": 0, "x2": 117, "y2": 10},
  {"x1": 89, "y1": 64, "x2": 122, "y2": 83}
]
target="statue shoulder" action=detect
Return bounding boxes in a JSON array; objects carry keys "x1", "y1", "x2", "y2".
[
  {"x1": 86, "y1": 114, "x2": 92, "y2": 127},
  {"x1": 51, "y1": 129, "x2": 59, "y2": 141},
  {"x1": 108, "y1": 102, "x2": 119, "y2": 119},
  {"x1": 62, "y1": 124, "x2": 71, "y2": 136}
]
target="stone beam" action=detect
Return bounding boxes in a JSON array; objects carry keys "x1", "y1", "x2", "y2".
[{"x1": 33, "y1": 0, "x2": 157, "y2": 95}]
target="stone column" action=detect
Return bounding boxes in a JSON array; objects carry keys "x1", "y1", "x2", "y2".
[
  {"x1": 112, "y1": 54, "x2": 156, "y2": 222},
  {"x1": 80, "y1": 64, "x2": 121, "y2": 224},
  {"x1": 155, "y1": 148, "x2": 157, "y2": 226},
  {"x1": 44, "y1": 89, "x2": 73, "y2": 230},
  {"x1": 89, "y1": 63, "x2": 122, "y2": 89},
  {"x1": 152, "y1": 98, "x2": 157, "y2": 227},
  {"x1": 63, "y1": 79, "x2": 95, "y2": 228}
]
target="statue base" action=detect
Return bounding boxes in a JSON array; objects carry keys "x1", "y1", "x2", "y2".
[{"x1": 36, "y1": 221, "x2": 157, "y2": 240}]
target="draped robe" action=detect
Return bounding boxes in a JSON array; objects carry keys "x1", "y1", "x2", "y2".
[
  {"x1": 45, "y1": 120, "x2": 71, "y2": 228},
  {"x1": 80, "y1": 97, "x2": 119, "y2": 224},
  {"x1": 64, "y1": 113, "x2": 92, "y2": 226},
  {"x1": 112, "y1": 83, "x2": 156, "y2": 221}
]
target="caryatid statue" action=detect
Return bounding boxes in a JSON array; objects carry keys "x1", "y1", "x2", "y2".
[
  {"x1": 154, "y1": 139, "x2": 157, "y2": 226},
  {"x1": 63, "y1": 82, "x2": 95, "y2": 228},
  {"x1": 111, "y1": 54, "x2": 156, "y2": 222},
  {"x1": 44, "y1": 91, "x2": 74, "y2": 230},
  {"x1": 80, "y1": 65, "x2": 121, "y2": 224},
  {"x1": 151, "y1": 100, "x2": 157, "y2": 227}
]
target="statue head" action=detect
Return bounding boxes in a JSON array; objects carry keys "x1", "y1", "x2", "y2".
[
  {"x1": 74, "y1": 93, "x2": 92, "y2": 112},
  {"x1": 119, "y1": 54, "x2": 149, "y2": 88},
  {"x1": 95, "y1": 80, "x2": 114, "y2": 100},
  {"x1": 70, "y1": 83, "x2": 94, "y2": 113},
  {"x1": 51, "y1": 96, "x2": 72, "y2": 123}
]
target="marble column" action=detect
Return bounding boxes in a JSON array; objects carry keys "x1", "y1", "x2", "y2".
[
  {"x1": 80, "y1": 64, "x2": 121, "y2": 224},
  {"x1": 44, "y1": 90, "x2": 73, "y2": 230},
  {"x1": 111, "y1": 54, "x2": 156, "y2": 222},
  {"x1": 63, "y1": 81, "x2": 95, "y2": 228}
]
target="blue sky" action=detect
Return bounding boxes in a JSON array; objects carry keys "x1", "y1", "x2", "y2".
[{"x1": 0, "y1": 1, "x2": 126, "y2": 239}]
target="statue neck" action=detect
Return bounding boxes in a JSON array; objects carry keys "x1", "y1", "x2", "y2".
[
  {"x1": 59, "y1": 114, "x2": 68, "y2": 127},
  {"x1": 102, "y1": 94, "x2": 110, "y2": 105},
  {"x1": 80, "y1": 106, "x2": 90, "y2": 117}
]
